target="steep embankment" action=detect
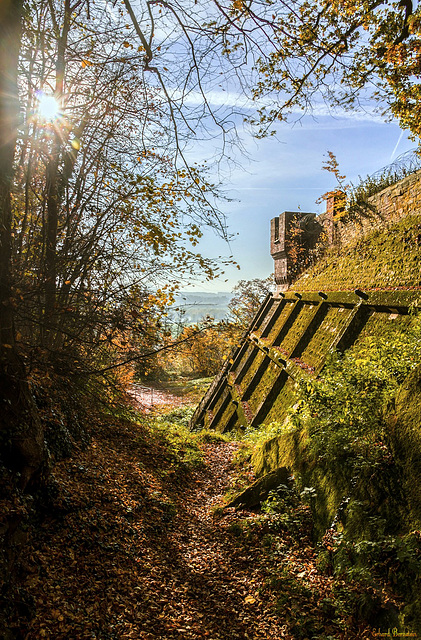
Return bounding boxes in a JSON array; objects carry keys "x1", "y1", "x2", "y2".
[
  {"x1": 294, "y1": 213, "x2": 421, "y2": 292},
  {"x1": 242, "y1": 205, "x2": 421, "y2": 633}
]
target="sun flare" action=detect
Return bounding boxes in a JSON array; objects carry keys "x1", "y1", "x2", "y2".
[{"x1": 37, "y1": 93, "x2": 60, "y2": 121}]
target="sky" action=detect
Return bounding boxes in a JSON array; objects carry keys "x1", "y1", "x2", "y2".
[
  {"x1": 101, "y1": 0, "x2": 416, "y2": 296},
  {"x1": 187, "y1": 106, "x2": 414, "y2": 293}
]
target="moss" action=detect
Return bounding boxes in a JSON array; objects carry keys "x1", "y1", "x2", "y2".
[
  {"x1": 251, "y1": 430, "x2": 348, "y2": 536},
  {"x1": 238, "y1": 348, "x2": 267, "y2": 394},
  {"x1": 355, "y1": 312, "x2": 414, "y2": 348},
  {"x1": 278, "y1": 304, "x2": 318, "y2": 354},
  {"x1": 300, "y1": 306, "x2": 354, "y2": 370},
  {"x1": 391, "y1": 364, "x2": 421, "y2": 529},
  {"x1": 262, "y1": 301, "x2": 293, "y2": 341},
  {"x1": 252, "y1": 429, "x2": 315, "y2": 486},
  {"x1": 216, "y1": 401, "x2": 237, "y2": 433},
  {"x1": 294, "y1": 214, "x2": 421, "y2": 292},
  {"x1": 302, "y1": 465, "x2": 348, "y2": 537},
  {"x1": 247, "y1": 360, "x2": 280, "y2": 412},
  {"x1": 225, "y1": 467, "x2": 290, "y2": 509},
  {"x1": 259, "y1": 376, "x2": 297, "y2": 426},
  {"x1": 251, "y1": 429, "x2": 306, "y2": 476},
  {"x1": 209, "y1": 388, "x2": 228, "y2": 418}
]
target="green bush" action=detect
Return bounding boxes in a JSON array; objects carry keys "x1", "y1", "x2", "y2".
[
  {"x1": 291, "y1": 315, "x2": 421, "y2": 476},
  {"x1": 284, "y1": 316, "x2": 421, "y2": 631}
]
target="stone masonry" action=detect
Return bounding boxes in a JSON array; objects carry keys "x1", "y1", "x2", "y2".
[
  {"x1": 272, "y1": 169, "x2": 421, "y2": 291},
  {"x1": 270, "y1": 211, "x2": 322, "y2": 292}
]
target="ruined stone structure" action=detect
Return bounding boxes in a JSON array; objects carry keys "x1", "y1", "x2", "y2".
[
  {"x1": 190, "y1": 289, "x2": 418, "y2": 433},
  {"x1": 271, "y1": 169, "x2": 421, "y2": 293},
  {"x1": 191, "y1": 168, "x2": 421, "y2": 434},
  {"x1": 190, "y1": 168, "x2": 421, "y2": 630},
  {"x1": 270, "y1": 211, "x2": 322, "y2": 292}
]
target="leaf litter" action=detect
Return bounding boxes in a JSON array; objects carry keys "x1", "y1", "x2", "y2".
[{"x1": 8, "y1": 409, "x2": 391, "y2": 639}]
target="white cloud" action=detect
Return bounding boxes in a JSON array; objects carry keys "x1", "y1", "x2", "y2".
[{"x1": 170, "y1": 87, "x2": 387, "y2": 124}]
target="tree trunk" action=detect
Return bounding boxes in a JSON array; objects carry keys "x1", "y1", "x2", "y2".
[
  {"x1": 43, "y1": 0, "x2": 71, "y2": 351},
  {"x1": 0, "y1": 0, "x2": 47, "y2": 490}
]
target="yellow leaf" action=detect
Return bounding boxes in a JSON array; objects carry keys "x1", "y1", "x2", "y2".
[{"x1": 244, "y1": 595, "x2": 256, "y2": 604}]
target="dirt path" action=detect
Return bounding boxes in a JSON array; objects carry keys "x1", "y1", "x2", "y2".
[
  {"x1": 128, "y1": 384, "x2": 188, "y2": 410},
  {"x1": 150, "y1": 442, "x2": 282, "y2": 639},
  {"x1": 14, "y1": 414, "x2": 379, "y2": 639}
]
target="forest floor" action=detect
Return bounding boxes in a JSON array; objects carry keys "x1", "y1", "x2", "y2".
[{"x1": 5, "y1": 399, "x2": 397, "y2": 640}]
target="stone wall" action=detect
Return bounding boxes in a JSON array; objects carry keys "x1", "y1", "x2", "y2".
[
  {"x1": 323, "y1": 169, "x2": 421, "y2": 247},
  {"x1": 270, "y1": 211, "x2": 322, "y2": 292},
  {"x1": 190, "y1": 289, "x2": 420, "y2": 433},
  {"x1": 272, "y1": 169, "x2": 421, "y2": 291}
]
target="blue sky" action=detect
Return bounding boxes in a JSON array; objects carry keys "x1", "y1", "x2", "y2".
[
  {"x1": 103, "y1": 0, "x2": 415, "y2": 295},
  {"x1": 190, "y1": 109, "x2": 414, "y2": 293}
]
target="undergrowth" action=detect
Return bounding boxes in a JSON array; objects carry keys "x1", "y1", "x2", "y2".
[
  {"x1": 290, "y1": 314, "x2": 421, "y2": 475},
  {"x1": 147, "y1": 406, "x2": 205, "y2": 473},
  {"x1": 282, "y1": 315, "x2": 421, "y2": 632},
  {"x1": 146, "y1": 405, "x2": 232, "y2": 476},
  {"x1": 219, "y1": 315, "x2": 421, "y2": 633}
]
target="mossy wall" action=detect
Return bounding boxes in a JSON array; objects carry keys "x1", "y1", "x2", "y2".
[
  {"x1": 295, "y1": 213, "x2": 421, "y2": 292},
  {"x1": 191, "y1": 171, "x2": 421, "y2": 632},
  {"x1": 191, "y1": 172, "x2": 421, "y2": 440},
  {"x1": 190, "y1": 289, "x2": 420, "y2": 435},
  {"x1": 343, "y1": 169, "x2": 421, "y2": 238},
  {"x1": 391, "y1": 364, "x2": 421, "y2": 529},
  {"x1": 191, "y1": 170, "x2": 421, "y2": 521}
]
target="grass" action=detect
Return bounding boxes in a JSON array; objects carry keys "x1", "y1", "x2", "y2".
[{"x1": 152, "y1": 377, "x2": 214, "y2": 403}]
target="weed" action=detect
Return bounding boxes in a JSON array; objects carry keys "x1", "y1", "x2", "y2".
[
  {"x1": 195, "y1": 429, "x2": 232, "y2": 444},
  {"x1": 239, "y1": 421, "x2": 287, "y2": 446},
  {"x1": 149, "y1": 408, "x2": 205, "y2": 473},
  {"x1": 159, "y1": 405, "x2": 196, "y2": 428}
]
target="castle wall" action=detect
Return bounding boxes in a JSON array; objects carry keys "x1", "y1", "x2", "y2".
[
  {"x1": 323, "y1": 169, "x2": 421, "y2": 247},
  {"x1": 270, "y1": 170, "x2": 421, "y2": 291}
]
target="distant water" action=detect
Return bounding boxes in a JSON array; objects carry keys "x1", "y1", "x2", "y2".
[{"x1": 169, "y1": 291, "x2": 233, "y2": 324}]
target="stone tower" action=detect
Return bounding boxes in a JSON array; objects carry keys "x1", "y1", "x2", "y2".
[{"x1": 270, "y1": 211, "x2": 322, "y2": 292}]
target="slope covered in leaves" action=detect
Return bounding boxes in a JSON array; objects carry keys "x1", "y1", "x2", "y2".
[{"x1": 4, "y1": 402, "x2": 400, "y2": 639}]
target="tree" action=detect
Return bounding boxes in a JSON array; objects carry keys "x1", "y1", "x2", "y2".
[
  {"x1": 15, "y1": 0, "x2": 228, "y2": 364},
  {"x1": 0, "y1": 0, "x2": 236, "y2": 489},
  {"x1": 97, "y1": 0, "x2": 421, "y2": 141},
  {"x1": 163, "y1": 320, "x2": 239, "y2": 378},
  {"x1": 203, "y1": 0, "x2": 421, "y2": 140},
  {"x1": 4, "y1": 0, "x2": 418, "y2": 490},
  {"x1": 228, "y1": 276, "x2": 274, "y2": 328},
  {"x1": 0, "y1": 0, "x2": 46, "y2": 490}
]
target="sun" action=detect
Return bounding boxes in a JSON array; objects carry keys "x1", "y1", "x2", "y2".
[{"x1": 37, "y1": 93, "x2": 60, "y2": 121}]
